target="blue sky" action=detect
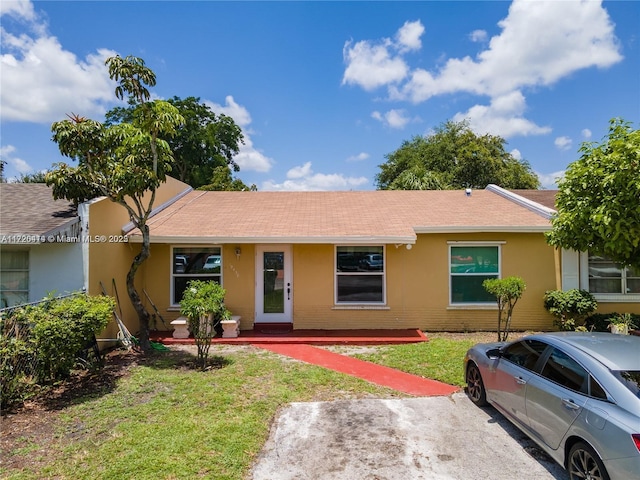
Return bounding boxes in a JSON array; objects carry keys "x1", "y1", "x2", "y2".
[{"x1": 1, "y1": 0, "x2": 638, "y2": 190}]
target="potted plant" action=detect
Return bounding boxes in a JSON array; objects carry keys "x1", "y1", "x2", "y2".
[
  {"x1": 179, "y1": 280, "x2": 231, "y2": 369},
  {"x1": 609, "y1": 313, "x2": 633, "y2": 335}
]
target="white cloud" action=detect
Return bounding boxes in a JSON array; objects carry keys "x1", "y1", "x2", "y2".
[
  {"x1": 469, "y1": 30, "x2": 488, "y2": 43},
  {"x1": 371, "y1": 109, "x2": 412, "y2": 129},
  {"x1": 346, "y1": 0, "x2": 622, "y2": 139},
  {"x1": 1, "y1": 4, "x2": 116, "y2": 123},
  {"x1": 262, "y1": 162, "x2": 369, "y2": 191},
  {"x1": 346, "y1": 152, "x2": 369, "y2": 162},
  {"x1": 453, "y1": 91, "x2": 551, "y2": 138},
  {"x1": 342, "y1": 21, "x2": 426, "y2": 91},
  {"x1": 581, "y1": 128, "x2": 592, "y2": 139},
  {"x1": 554, "y1": 136, "x2": 573, "y2": 151},
  {"x1": 536, "y1": 170, "x2": 565, "y2": 189},
  {"x1": 510, "y1": 148, "x2": 522, "y2": 160},
  {"x1": 1, "y1": 144, "x2": 34, "y2": 175},
  {"x1": 206, "y1": 95, "x2": 273, "y2": 173},
  {"x1": 396, "y1": 20, "x2": 424, "y2": 52}
]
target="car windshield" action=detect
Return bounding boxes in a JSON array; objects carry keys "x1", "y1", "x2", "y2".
[{"x1": 612, "y1": 370, "x2": 640, "y2": 398}]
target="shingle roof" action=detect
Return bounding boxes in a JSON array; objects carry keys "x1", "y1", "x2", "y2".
[
  {"x1": 0, "y1": 184, "x2": 78, "y2": 239},
  {"x1": 127, "y1": 189, "x2": 552, "y2": 244},
  {"x1": 511, "y1": 189, "x2": 558, "y2": 210}
]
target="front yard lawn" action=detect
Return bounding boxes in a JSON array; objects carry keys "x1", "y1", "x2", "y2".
[{"x1": 1, "y1": 332, "x2": 518, "y2": 480}]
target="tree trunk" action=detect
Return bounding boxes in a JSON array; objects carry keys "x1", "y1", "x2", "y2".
[{"x1": 126, "y1": 221, "x2": 152, "y2": 352}]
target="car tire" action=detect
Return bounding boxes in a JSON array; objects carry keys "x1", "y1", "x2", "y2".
[
  {"x1": 466, "y1": 363, "x2": 488, "y2": 406},
  {"x1": 568, "y1": 441, "x2": 610, "y2": 480}
]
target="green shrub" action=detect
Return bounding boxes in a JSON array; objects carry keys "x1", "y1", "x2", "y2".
[
  {"x1": 483, "y1": 276, "x2": 526, "y2": 341},
  {"x1": 31, "y1": 294, "x2": 114, "y2": 381},
  {"x1": 0, "y1": 313, "x2": 37, "y2": 410},
  {"x1": 180, "y1": 281, "x2": 231, "y2": 369},
  {"x1": 543, "y1": 289, "x2": 598, "y2": 331}
]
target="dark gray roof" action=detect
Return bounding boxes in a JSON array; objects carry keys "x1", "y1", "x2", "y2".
[
  {"x1": 511, "y1": 189, "x2": 558, "y2": 210},
  {"x1": 0, "y1": 183, "x2": 78, "y2": 238}
]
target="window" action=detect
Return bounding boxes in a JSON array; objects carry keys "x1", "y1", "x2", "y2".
[
  {"x1": 540, "y1": 348, "x2": 588, "y2": 394},
  {"x1": 0, "y1": 250, "x2": 29, "y2": 308},
  {"x1": 588, "y1": 255, "x2": 640, "y2": 295},
  {"x1": 335, "y1": 246, "x2": 384, "y2": 303},
  {"x1": 502, "y1": 340, "x2": 547, "y2": 371},
  {"x1": 171, "y1": 247, "x2": 221, "y2": 305},
  {"x1": 450, "y1": 245, "x2": 499, "y2": 304}
]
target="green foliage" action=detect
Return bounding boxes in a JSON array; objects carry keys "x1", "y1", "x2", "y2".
[
  {"x1": 376, "y1": 119, "x2": 540, "y2": 190},
  {"x1": 547, "y1": 118, "x2": 640, "y2": 269},
  {"x1": 31, "y1": 295, "x2": 114, "y2": 381},
  {"x1": 0, "y1": 294, "x2": 113, "y2": 408},
  {"x1": 106, "y1": 96, "x2": 245, "y2": 189},
  {"x1": 543, "y1": 289, "x2": 598, "y2": 331},
  {"x1": 199, "y1": 165, "x2": 257, "y2": 191},
  {"x1": 46, "y1": 55, "x2": 185, "y2": 352},
  {"x1": 0, "y1": 314, "x2": 37, "y2": 410},
  {"x1": 180, "y1": 280, "x2": 231, "y2": 369},
  {"x1": 483, "y1": 276, "x2": 526, "y2": 341}
]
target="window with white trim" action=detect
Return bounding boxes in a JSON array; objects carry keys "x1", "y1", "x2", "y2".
[
  {"x1": 588, "y1": 255, "x2": 640, "y2": 295},
  {"x1": 171, "y1": 247, "x2": 221, "y2": 305},
  {"x1": 0, "y1": 249, "x2": 29, "y2": 308},
  {"x1": 450, "y1": 245, "x2": 500, "y2": 304},
  {"x1": 335, "y1": 246, "x2": 385, "y2": 303}
]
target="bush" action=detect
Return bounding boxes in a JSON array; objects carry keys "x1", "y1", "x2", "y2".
[
  {"x1": 180, "y1": 281, "x2": 231, "y2": 369},
  {"x1": 483, "y1": 276, "x2": 526, "y2": 341},
  {"x1": 0, "y1": 294, "x2": 114, "y2": 409},
  {"x1": 543, "y1": 289, "x2": 598, "y2": 331},
  {"x1": 0, "y1": 314, "x2": 37, "y2": 410}
]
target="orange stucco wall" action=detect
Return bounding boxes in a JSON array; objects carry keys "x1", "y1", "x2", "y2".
[
  {"x1": 86, "y1": 177, "x2": 191, "y2": 340},
  {"x1": 135, "y1": 231, "x2": 562, "y2": 334}
]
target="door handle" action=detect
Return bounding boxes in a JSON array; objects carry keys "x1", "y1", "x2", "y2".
[
  {"x1": 287, "y1": 283, "x2": 291, "y2": 300},
  {"x1": 515, "y1": 377, "x2": 527, "y2": 385},
  {"x1": 562, "y1": 398, "x2": 581, "y2": 411}
]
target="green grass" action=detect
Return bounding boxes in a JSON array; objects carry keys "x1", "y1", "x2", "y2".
[
  {"x1": 340, "y1": 335, "x2": 481, "y2": 387},
  {"x1": 1, "y1": 347, "x2": 400, "y2": 480},
  {"x1": 2, "y1": 334, "x2": 491, "y2": 480}
]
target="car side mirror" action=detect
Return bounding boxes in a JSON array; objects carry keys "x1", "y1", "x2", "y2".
[{"x1": 486, "y1": 348, "x2": 502, "y2": 359}]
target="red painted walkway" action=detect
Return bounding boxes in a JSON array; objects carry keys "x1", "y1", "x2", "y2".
[{"x1": 255, "y1": 343, "x2": 460, "y2": 397}]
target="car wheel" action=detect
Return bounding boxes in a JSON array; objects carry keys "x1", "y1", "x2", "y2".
[
  {"x1": 466, "y1": 363, "x2": 487, "y2": 406},
  {"x1": 568, "y1": 441, "x2": 610, "y2": 480}
]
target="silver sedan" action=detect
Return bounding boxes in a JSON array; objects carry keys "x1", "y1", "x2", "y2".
[{"x1": 464, "y1": 332, "x2": 640, "y2": 480}]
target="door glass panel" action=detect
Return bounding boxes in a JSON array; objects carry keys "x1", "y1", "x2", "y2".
[{"x1": 263, "y1": 252, "x2": 284, "y2": 313}]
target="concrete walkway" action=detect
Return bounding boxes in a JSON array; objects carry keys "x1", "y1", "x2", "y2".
[{"x1": 255, "y1": 343, "x2": 460, "y2": 396}]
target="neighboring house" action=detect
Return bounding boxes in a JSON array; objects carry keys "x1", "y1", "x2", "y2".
[
  {"x1": 0, "y1": 183, "x2": 83, "y2": 307},
  {"x1": 504, "y1": 188, "x2": 640, "y2": 314},
  {"x1": 115, "y1": 184, "x2": 566, "y2": 333}
]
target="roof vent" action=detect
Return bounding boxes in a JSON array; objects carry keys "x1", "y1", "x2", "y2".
[{"x1": 465, "y1": 188, "x2": 472, "y2": 197}]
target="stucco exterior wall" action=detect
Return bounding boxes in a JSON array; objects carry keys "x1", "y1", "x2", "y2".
[
  {"x1": 290, "y1": 233, "x2": 557, "y2": 331},
  {"x1": 86, "y1": 177, "x2": 191, "y2": 339},
  {"x1": 141, "y1": 231, "x2": 559, "y2": 333}
]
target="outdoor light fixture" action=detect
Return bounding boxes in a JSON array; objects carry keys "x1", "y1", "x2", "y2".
[{"x1": 235, "y1": 247, "x2": 241, "y2": 259}]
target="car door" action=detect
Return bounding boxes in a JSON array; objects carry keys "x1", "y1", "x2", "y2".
[
  {"x1": 490, "y1": 340, "x2": 547, "y2": 428},
  {"x1": 525, "y1": 347, "x2": 589, "y2": 450}
]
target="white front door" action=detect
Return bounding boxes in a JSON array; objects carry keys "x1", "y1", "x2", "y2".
[{"x1": 255, "y1": 245, "x2": 292, "y2": 323}]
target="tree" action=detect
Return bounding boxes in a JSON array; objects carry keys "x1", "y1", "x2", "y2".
[
  {"x1": 46, "y1": 55, "x2": 184, "y2": 352},
  {"x1": 15, "y1": 171, "x2": 49, "y2": 183},
  {"x1": 199, "y1": 165, "x2": 257, "y2": 191},
  {"x1": 483, "y1": 276, "x2": 526, "y2": 341},
  {"x1": 546, "y1": 118, "x2": 640, "y2": 269},
  {"x1": 106, "y1": 96, "x2": 244, "y2": 189},
  {"x1": 376, "y1": 120, "x2": 540, "y2": 190}
]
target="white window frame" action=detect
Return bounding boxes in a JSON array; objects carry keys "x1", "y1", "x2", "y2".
[
  {"x1": 580, "y1": 252, "x2": 640, "y2": 303},
  {"x1": 448, "y1": 242, "x2": 503, "y2": 306},
  {"x1": 334, "y1": 245, "x2": 386, "y2": 305},
  {"x1": 170, "y1": 245, "x2": 223, "y2": 307}
]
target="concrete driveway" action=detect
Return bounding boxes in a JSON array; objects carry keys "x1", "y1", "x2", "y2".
[{"x1": 251, "y1": 393, "x2": 568, "y2": 480}]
